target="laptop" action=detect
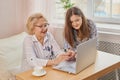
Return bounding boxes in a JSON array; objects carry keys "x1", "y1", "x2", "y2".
[{"x1": 53, "y1": 38, "x2": 97, "y2": 74}]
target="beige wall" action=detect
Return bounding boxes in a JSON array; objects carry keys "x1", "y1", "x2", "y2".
[
  {"x1": 0, "y1": 0, "x2": 33, "y2": 39},
  {"x1": 0, "y1": 0, "x2": 56, "y2": 39}
]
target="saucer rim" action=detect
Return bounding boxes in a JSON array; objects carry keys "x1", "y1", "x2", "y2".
[{"x1": 32, "y1": 70, "x2": 46, "y2": 76}]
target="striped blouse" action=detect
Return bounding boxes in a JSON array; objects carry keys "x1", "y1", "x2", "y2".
[{"x1": 21, "y1": 32, "x2": 63, "y2": 71}]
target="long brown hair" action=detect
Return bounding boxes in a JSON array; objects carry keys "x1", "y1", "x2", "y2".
[{"x1": 64, "y1": 7, "x2": 90, "y2": 47}]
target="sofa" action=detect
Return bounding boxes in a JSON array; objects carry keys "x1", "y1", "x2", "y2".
[{"x1": 0, "y1": 32, "x2": 27, "y2": 80}]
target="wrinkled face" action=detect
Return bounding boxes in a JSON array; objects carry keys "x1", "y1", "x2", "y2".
[
  {"x1": 70, "y1": 15, "x2": 82, "y2": 30},
  {"x1": 33, "y1": 18, "x2": 49, "y2": 39}
]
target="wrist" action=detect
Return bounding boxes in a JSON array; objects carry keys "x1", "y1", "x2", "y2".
[{"x1": 52, "y1": 59, "x2": 58, "y2": 65}]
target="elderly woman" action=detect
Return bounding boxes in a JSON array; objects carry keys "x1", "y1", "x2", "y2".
[{"x1": 21, "y1": 13, "x2": 74, "y2": 71}]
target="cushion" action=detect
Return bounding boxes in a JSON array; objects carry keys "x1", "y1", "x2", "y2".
[
  {"x1": 52, "y1": 27, "x2": 64, "y2": 49},
  {"x1": 0, "y1": 32, "x2": 27, "y2": 79}
]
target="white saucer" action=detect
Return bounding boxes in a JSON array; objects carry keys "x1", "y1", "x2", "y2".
[{"x1": 32, "y1": 70, "x2": 46, "y2": 76}]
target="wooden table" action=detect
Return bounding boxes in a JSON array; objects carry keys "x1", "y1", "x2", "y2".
[{"x1": 16, "y1": 51, "x2": 120, "y2": 80}]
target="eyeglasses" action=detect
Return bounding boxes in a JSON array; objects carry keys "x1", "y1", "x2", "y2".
[{"x1": 35, "y1": 23, "x2": 49, "y2": 29}]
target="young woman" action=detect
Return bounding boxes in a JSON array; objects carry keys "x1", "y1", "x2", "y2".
[
  {"x1": 21, "y1": 13, "x2": 74, "y2": 71},
  {"x1": 64, "y1": 7, "x2": 97, "y2": 52}
]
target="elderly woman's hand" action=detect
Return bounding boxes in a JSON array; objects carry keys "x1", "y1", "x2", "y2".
[
  {"x1": 53, "y1": 53, "x2": 72, "y2": 65},
  {"x1": 47, "y1": 52, "x2": 75, "y2": 66}
]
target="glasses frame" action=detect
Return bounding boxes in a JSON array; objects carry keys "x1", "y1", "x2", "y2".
[{"x1": 34, "y1": 23, "x2": 49, "y2": 29}]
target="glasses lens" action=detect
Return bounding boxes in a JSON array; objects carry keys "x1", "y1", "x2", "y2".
[
  {"x1": 44, "y1": 23, "x2": 49, "y2": 27},
  {"x1": 35, "y1": 23, "x2": 49, "y2": 28}
]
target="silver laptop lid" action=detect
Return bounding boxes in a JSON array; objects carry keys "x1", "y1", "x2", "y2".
[{"x1": 75, "y1": 38, "x2": 97, "y2": 74}]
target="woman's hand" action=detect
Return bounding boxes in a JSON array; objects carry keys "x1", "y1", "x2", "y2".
[
  {"x1": 66, "y1": 50, "x2": 76, "y2": 61},
  {"x1": 53, "y1": 53, "x2": 71, "y2": 65},
  {"x1": 47, "y1": 50, "x2": 76, "y2": 66},
  {"x1": 47, "y1": 52, "x2": 75, "y2": 66}
]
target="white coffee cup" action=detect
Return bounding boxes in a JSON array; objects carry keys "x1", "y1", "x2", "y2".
[{"x1": 33, "y1": 66, "x2": 44, "y2": 74}]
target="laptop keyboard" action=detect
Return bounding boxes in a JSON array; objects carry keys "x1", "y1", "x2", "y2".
[{"x1": 53, "y1": 61, "x2": 76, "y2": 73}]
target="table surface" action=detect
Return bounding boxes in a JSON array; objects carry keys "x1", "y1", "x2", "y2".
[{"x1": 16, "y1": 51, "x2": 120, "y2": 80}]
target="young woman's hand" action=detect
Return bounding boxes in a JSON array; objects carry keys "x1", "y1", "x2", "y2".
[{"x1": 66, "y1": 50, "x2": 76, "y2": 61}]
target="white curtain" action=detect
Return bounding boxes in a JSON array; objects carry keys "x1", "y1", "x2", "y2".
[{"x1": 31, "y1": 0, "x2": 56, "y2": 23}]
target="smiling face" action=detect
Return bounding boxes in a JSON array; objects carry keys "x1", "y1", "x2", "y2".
[
  {"x1": 70, "y1": 15, "x2": 82, "y2": 30},
  {"x1": 33, "y1": 18, "x2": 48, "y2": 40}
]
